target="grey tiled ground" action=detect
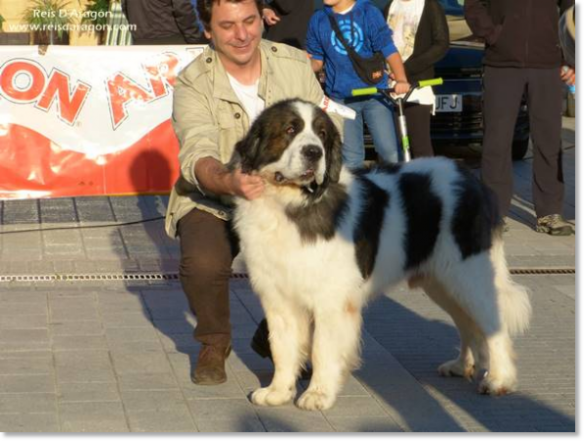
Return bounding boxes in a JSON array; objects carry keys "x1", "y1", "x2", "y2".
[
  {"x1": 0, "y1": 274, "x2": 575, "y2": 432},
  {"x1": 0, "y1": 119, "x2": 576, "y2": 432}
]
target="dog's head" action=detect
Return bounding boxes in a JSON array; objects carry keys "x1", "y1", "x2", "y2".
[{"x1": 234, "y1": 99, "x2": 343, "y2": 198}]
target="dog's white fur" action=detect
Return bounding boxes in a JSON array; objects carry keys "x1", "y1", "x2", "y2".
[{"x1": 233, "y1": 100, "x2": 532, "y2": 411}]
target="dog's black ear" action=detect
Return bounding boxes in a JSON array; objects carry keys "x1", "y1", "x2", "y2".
[
  {"x1": 235, "y1": 123, "x2": 262, "y2": 174},
  {"x1": 311, "y1": 111, "x2": 343, "y2": 200},
  {"x1": 324, "y1": 116, "x2": 343, "y2": 184}
]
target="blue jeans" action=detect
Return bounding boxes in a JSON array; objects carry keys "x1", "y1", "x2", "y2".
[{"x1": 341, "y1": 96, "x2": 399, "y2": 168}]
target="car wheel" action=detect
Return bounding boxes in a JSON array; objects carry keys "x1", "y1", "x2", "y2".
[{"x1": 512, "y1": 139, "x2": 529, "y2": 161}]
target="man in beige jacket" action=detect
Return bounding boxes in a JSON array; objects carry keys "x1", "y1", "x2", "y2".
[{"x1": 166, "y1": 0, "x2": 338, "y2": 385}]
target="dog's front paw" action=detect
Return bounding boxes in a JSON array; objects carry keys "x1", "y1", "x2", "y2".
[
  {"x1": 296, "y1": 389, "x2": 336, "y2": 411},
  {"x1": 251, "y1": 386, "x2": 295, "y2": 406},
  {"x1": 476, "y1": 370, "x2": 517, "y2": 396}
]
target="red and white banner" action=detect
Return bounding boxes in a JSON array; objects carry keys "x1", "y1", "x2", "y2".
[{"x1": 0, "y1": 45, "x2": 205, "y2": 199}]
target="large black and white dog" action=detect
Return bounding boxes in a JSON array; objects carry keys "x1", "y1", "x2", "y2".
[{"x1": 231, "y1": 99, "x2": 531, "y2": 411}]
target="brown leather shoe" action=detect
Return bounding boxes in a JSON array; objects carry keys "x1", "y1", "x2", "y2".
[{"x1": 191, "y1": 343, "x2": 232, "y2": 385}]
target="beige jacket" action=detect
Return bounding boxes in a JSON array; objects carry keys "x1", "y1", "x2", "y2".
[{"x1": 165, "y1": 40, "x2": 334, "y2": 238}]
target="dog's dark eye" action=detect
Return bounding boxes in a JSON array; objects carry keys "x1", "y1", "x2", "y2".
[
  {"x1": 286, "y1": 126, "x2": 296, "y2": 135},
  {"x1": 318, "y1": 129, "x2": 327, "y2": 140}
]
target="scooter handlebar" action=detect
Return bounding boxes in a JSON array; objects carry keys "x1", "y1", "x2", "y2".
[
  {"x1": 351, "y1": 87, "x2": 379, "y2": 97},
  {"x1": 417, "y1": 78, "x2": 443, "y2": 88},
  {"x1": 350, "y1": 78, "x2": 443, "y2": 97}
]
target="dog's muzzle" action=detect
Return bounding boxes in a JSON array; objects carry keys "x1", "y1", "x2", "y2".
[{"x1": 302, "y1": 145, "x2": 323, "y2": 163}]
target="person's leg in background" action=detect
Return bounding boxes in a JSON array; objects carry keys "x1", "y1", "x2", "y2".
[
  {"x1": 341, "y1": 98, "x2": 367, "y2": 168},
  {"x1": 480, "y1": 66, "x2": 527, "y2": 219},
  {"x1": 526, "y1": 67, "x2": 573, "y2": 235},
  {"x1": 177, "y1": 208, "x2": 239, "y2": 385},
  {"x1": 363, "y1": 96, "x2": 399, "y2": 163},
  {"x1": 403, "y1": 103, "x2": 434, "y2": 158}
]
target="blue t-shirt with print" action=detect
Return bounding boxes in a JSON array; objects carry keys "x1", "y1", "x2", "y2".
[{"x1": 306, "y1": 0, "x2": 398, "y2": 100}]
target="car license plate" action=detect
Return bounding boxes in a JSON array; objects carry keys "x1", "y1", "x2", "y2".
[{"x1": 435, "y1": 94, "x2": 462, "y2": 112}]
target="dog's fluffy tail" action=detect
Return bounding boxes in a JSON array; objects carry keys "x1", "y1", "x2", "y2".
[{"x1": 491, "y1": 233, "x2": 532, "y2": 336}]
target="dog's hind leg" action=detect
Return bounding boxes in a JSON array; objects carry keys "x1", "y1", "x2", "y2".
[
  {"x1": 297, "y1": 300, "x2": 362, "y2": 411},
  {"x1": 417, "y1": 276, "x2": 477, "y2": 380},
  {"x1": 251, "y1": 302, "x2": 310, "y2": 407},
  {"x1": 438, "y1": 251, "x2": 521, "y2": 395}
]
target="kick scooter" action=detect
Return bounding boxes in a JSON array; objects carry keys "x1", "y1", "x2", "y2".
[{"x1": 352, "y1": 78, "x2": 444, "y2": 162}]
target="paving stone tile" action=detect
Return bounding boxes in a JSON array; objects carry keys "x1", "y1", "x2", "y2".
[
  {"x1": 327, "y1": 415, "x2": 403, "y2": 432},
  {"x1": 0, "y1": 314, "x2": 48, "y2": 330},
  {"x1": 0, "y1": 393, "x2": 57, "y2": 414},
  {"x1": 126, "y1": 408, "x2": 197, "y2": 432},
  {"x1": 49, "y1": 297, "x2": 100, "y2": 322},
  {"x1": 104, "y1": 327, "x2": 159, "y2": 344},
  {"x1": 187, "y1": 398, "x2": 257, "y2": 425},
  {"x1": 50, "y1": 320, "x2": 103, "y2": 337},
  {"x1": 0, "y1": 413, "x2": 60, "y2": 432},
  {"x1": 120, "y1": 389, "x2": 186, "y2": 412},
  {"x1": 59, "y1": 401, "x2": 129, "y2": 432},
  {"x1": 197, "y1": 417, "x2": 266, "y2": 432},
  {"x1": 117, "y1": 372, "x2": 180, "y2": 392},
  {"x1": 108, "y1": 340, "x2": 165, "y2": 353},
  {"x1": 54, "y1": 351, "x2": 116, "y2": 384},
  {"x1": 0, "y1": 374, "x2": 55, "y2": 394},
  {"x1": 255, "y1": 406, "x2": 334, "y2": 432},
  {"x1": 58, "y1": 382, "x2": 121, "y2": 403},
  {"x1": 110, "y1": 349, "x2": 174, "y2": 375},
  {"x1": 100, "y1": 312, "x2": 154, "y2": 329},
  {"x1": 321, "y1": 395, "x2": 389, "y2": 419},
  {"x1": 0, "y1": 329, "x2": 50, "y2": 352},
  {"x1": 0, "y1": 355, "x2": 53, "y2": 376},
  {"x1": 52, "y1": 335, "x2": 109, "y2": 351}
]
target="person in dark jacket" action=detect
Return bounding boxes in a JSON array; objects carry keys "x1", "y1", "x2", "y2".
[
  {"x1": 559, "y1": 5, "x2": 575, "y2": 68},
  {"x1": 122, "y1": 0, "x2": 207, "y2": 45},
  {"x1": 262, "y1": 0, "x2": 314, "y2": 49},
  {"x1": 464, "y1": 0, "x2": 575, "y2": 235},
  {"x1": 384, "y1": 0, "x2": 449, "y2": 158}
]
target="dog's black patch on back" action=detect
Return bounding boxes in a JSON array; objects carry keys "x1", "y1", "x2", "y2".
[
  {"x1": 400, "y1": 172, "x2": 442, "y2": 270},
  {"x1": 352, "y1": 162, "x2": 403, "y2": 178},
  {"x1": 354, "y1": 177, "x2": 390, "y2": 280},
  {"x1": 286, "y1": 183, "x2": 350, "y2": 243},
  {"x1": 451, "y1": 165, "x2": 500, "y2": 259}
]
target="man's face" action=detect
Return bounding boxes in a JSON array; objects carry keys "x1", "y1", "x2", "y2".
[{"x1": 205, "y1": 0, "x2": 263, "y2": 69}]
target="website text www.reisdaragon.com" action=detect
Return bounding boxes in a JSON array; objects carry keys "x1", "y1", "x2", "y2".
[{"x1": 5, "y1": 23, "x2": 137, "y2": 33}]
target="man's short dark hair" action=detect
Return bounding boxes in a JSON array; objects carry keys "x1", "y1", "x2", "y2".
[{"x1": 197, "y1": 0, "x2": 264, "y2": 32}]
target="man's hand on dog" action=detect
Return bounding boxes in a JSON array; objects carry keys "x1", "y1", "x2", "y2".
[{"x1": 227, "y1": 169, "x2": 265, "y2": 200}]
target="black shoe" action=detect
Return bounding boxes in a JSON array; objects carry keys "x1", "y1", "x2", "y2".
[{"x1": 251, "y1": 319, "x2": 313, "y2": 380}]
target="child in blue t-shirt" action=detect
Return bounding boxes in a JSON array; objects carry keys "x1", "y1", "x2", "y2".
[{"x1": 306, "y1": 0, "x2": 410, "y2": 167}]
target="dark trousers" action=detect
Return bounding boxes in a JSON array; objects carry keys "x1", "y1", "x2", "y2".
[
  {"x1": 402, "y1": 103, "x2": 435, "y2": 158},
  {"x1": 481, "y1": 66, "x2": 564, "y2": 219},
  {"x1": 177, "y1": 208, "x2": 239, "y2": 347}
]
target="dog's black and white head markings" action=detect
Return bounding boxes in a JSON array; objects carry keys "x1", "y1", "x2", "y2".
[
  {"x1": 231, "y1": 99, "x2": 531, "y2": 411},
  {"x1": 235, "y1": 99, "x2": 342, "y2": 195}
]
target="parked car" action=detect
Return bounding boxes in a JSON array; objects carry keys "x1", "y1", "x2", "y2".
[{"x1": 331, "y1": 0, "x2": 530, "y2": 161}]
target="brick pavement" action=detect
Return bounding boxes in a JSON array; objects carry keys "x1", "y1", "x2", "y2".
[{"x1": 0, "y1": 119, "x2": 576, "y2": 432}]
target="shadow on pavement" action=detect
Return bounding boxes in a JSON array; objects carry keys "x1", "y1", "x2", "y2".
[{"x1": 362, "y1": 294, "x2": 575, "y2": 432}]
